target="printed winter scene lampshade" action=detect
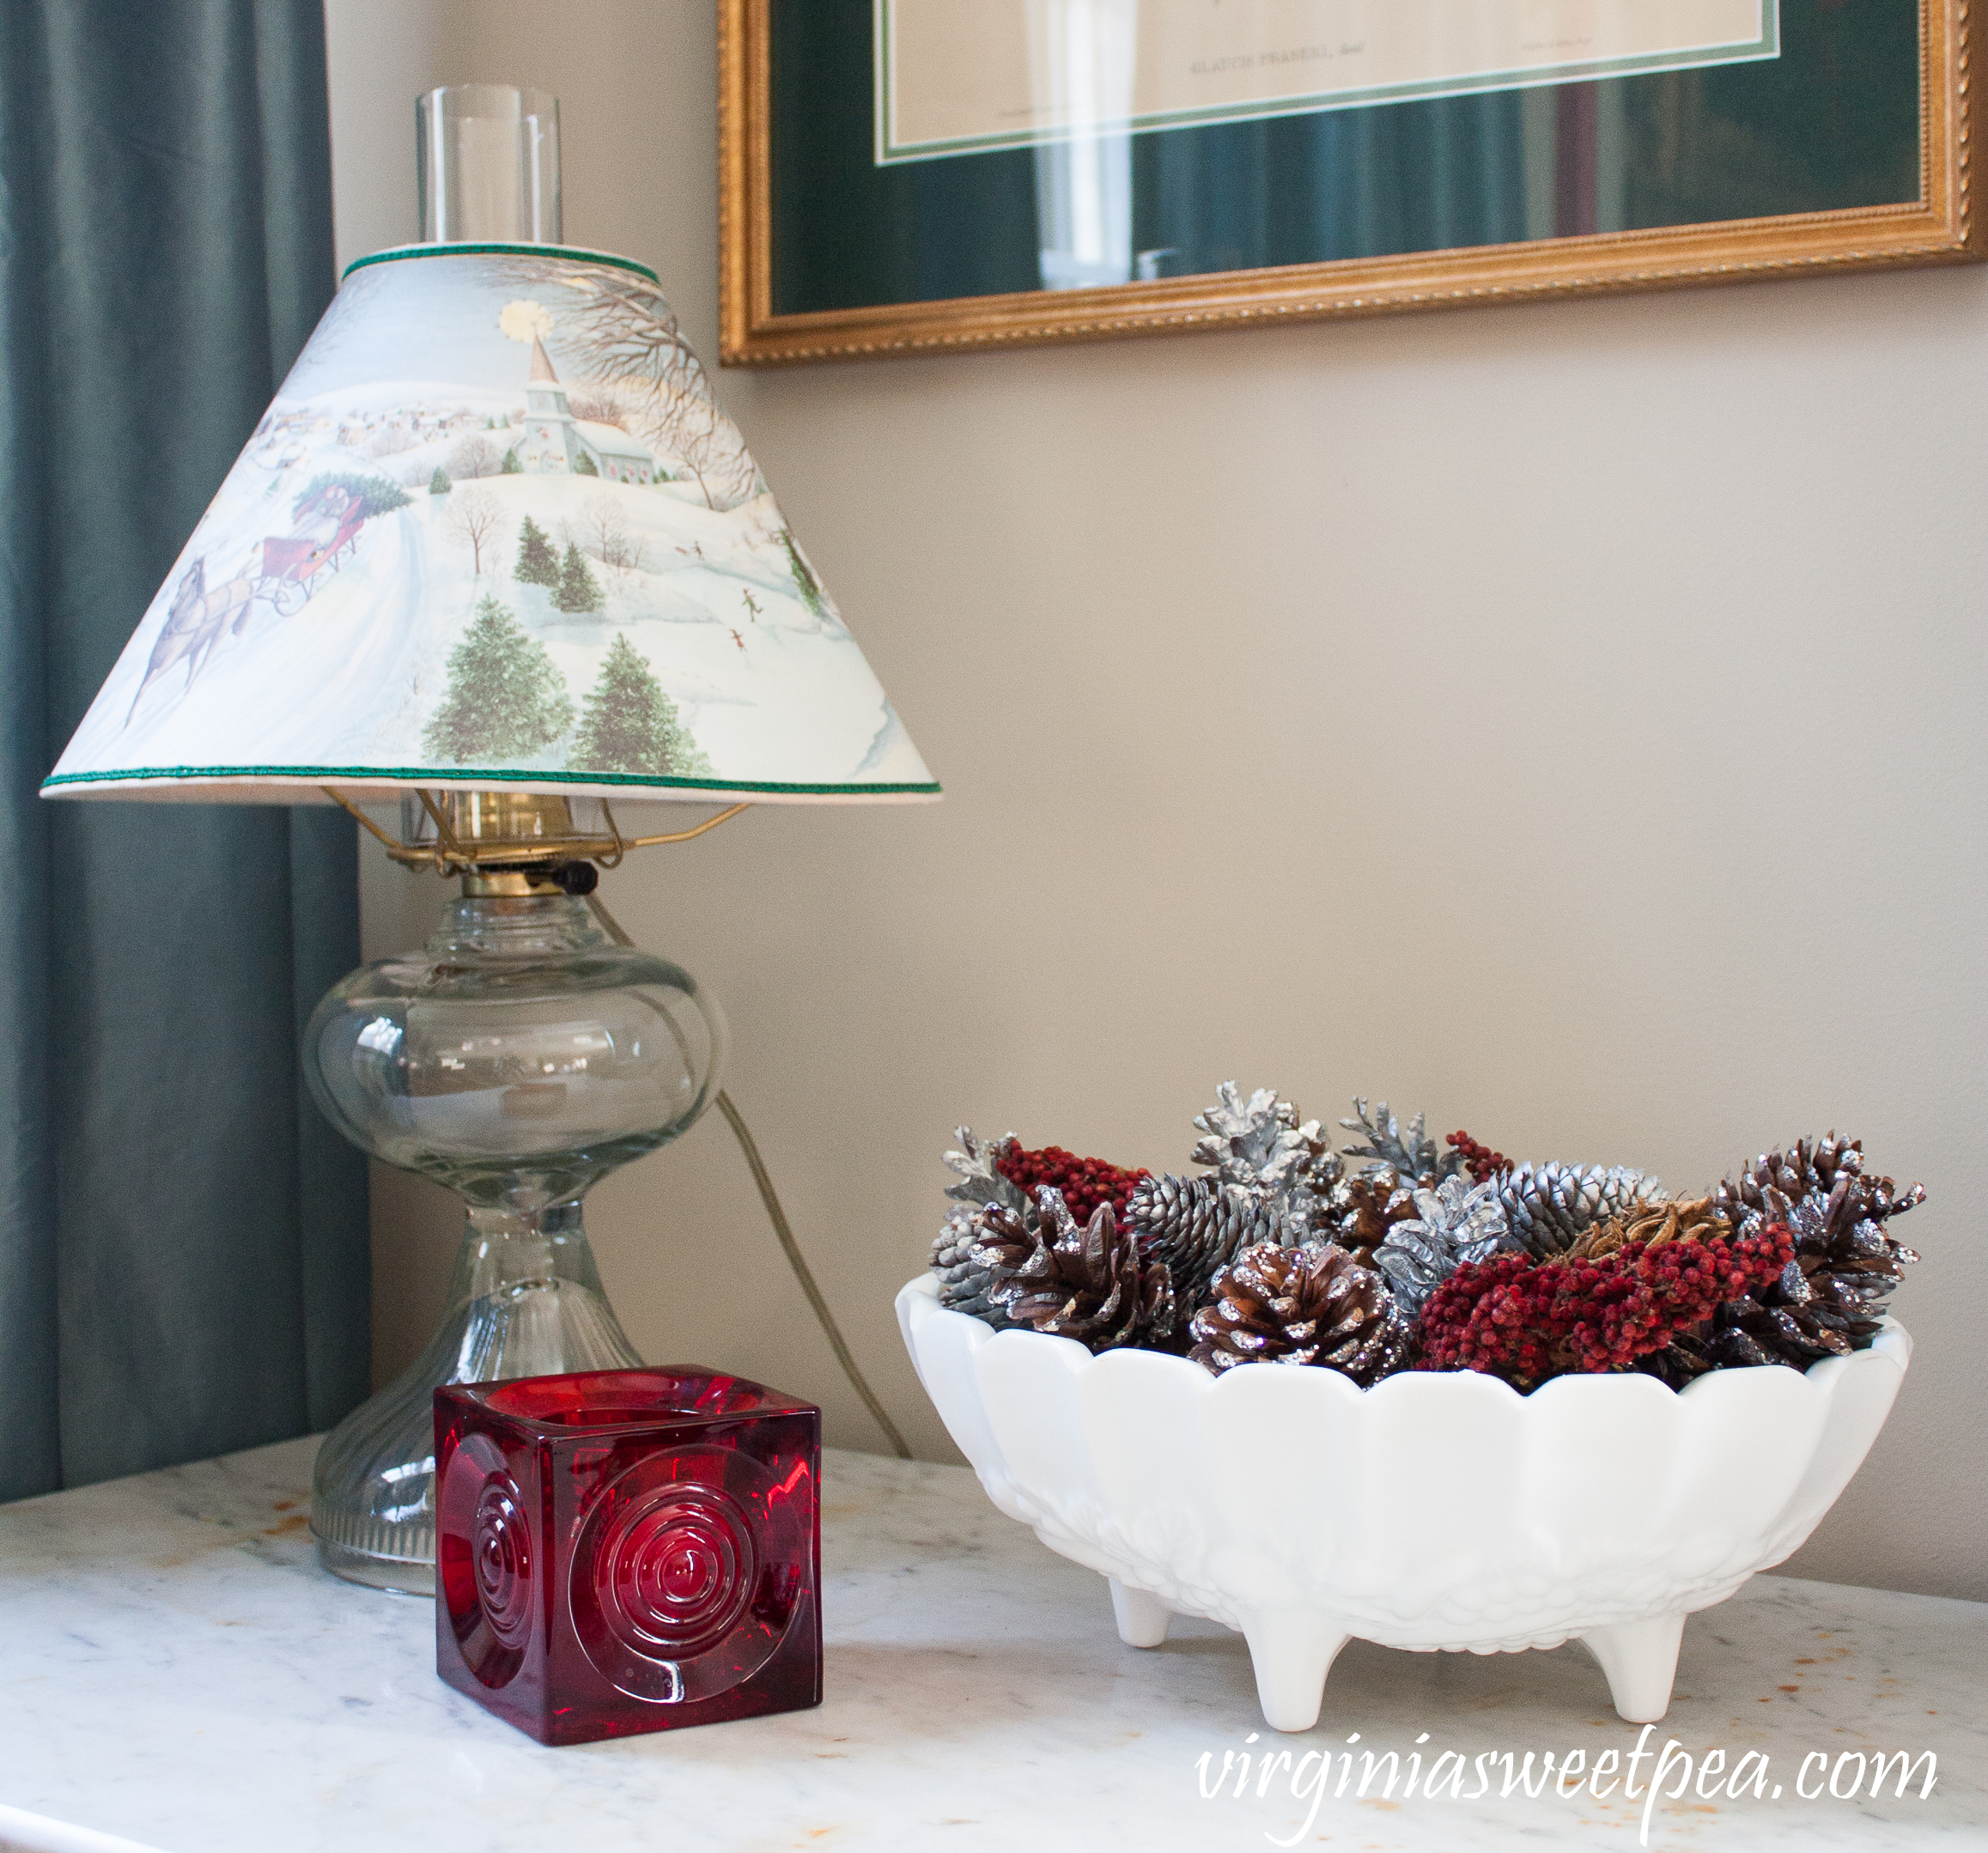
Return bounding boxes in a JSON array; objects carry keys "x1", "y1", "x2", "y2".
[{"x1": 43, "y1": 246, "x2": 939, "y2": 806}]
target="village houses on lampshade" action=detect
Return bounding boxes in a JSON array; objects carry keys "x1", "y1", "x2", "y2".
[{"x1": 40, "y1": 243, "x2": 939, "y2": 811}]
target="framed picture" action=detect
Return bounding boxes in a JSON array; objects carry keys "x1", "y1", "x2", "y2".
[{"x1": 719, "y1": 1, "x2": 1981, "y2": 367}]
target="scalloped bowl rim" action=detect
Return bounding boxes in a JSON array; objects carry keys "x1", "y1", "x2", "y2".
[{"x1": 898, "y1": 1270, "x2": 1912, "y2": 1412}]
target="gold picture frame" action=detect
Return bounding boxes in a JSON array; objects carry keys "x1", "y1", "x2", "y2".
[{"x1": 720, "y1": 1, "x2": 1980, "y2": 368}]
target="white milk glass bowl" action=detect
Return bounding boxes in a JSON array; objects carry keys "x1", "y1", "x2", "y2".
[{"x1": 897, "y1": 1274, "x2": 1911, "y2": 1732}]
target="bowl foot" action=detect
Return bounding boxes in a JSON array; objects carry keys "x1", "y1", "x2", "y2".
[
  {"x1": 1581, "y1": 1613, "x2": 1685, "y2": 1723},
  {"x1": 1243, "y1": 1613, "x2": 1351, "y2": 1733},
  {"x1": 1108, "y1": 1577, "x2": 1171, "y2": 1649}
]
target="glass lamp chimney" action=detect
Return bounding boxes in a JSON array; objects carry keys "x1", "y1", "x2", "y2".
[{"x1": 416, "y1": 83, "x2": 562, "y2": 244}]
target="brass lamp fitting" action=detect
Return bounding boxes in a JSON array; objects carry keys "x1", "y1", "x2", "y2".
[{"x1": 321, "y1": 786, "x2": 748, "y2": 890}]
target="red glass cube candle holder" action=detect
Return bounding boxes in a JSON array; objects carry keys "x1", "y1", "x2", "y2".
[{"x1": 434, "y1": 1367, "x2": 820, "y2": 1746}]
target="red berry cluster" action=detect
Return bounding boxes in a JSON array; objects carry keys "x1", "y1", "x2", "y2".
[
  {"x1": 995, "y1": 1143, "x2": 1152, "y2": 1225},
  {"x1": 1415, "y1": 1221, "x2": 1795, "y2": 1390},
  {"x1": 1446, "y1": 1130, "x2": 1511, "y2": 1183}
]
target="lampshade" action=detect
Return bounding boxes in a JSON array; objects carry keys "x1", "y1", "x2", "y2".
[{"x1": 42, "y1": 244, "x2": 939, "y2": 808}]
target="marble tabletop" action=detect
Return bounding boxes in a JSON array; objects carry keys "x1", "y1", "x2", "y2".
[{"x1": 0, "y1": 1436, "x2": 1980, "y2": 1853}]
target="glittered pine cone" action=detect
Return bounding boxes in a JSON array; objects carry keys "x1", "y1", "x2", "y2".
[
  {"x1": 1125, "y1": 1172, "x2": 1286, "y2": 1316},
  {"x1": 982, "y1": 1188, "x2": 1176, "y2": 1354},
  {"x1": 1703, "y1": 1168, "x2": 1921, "y2": 1369},
  {"x1": 1711, "y1": 1134, "x2": 1889, "y2": 1224},
  {"x1": 1713, "y1": 1138, "x2": 1924, "y2": 1255},
  {"x1": 1325, "y1": 1165, "x2": 1421, "y2": 1264},
  {"x1": 1633, "y1": 1327, "x2": 1717, "y2": 1391},
  {"x1": 1189, "y1": 1242, "x2": 1409, "y2": 1386}
]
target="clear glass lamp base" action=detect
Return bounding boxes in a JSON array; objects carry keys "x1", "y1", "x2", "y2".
[
  {"x1": 310, "y1": 1205, "x2": 642, "y2": 1595},
  {"x1": 301, "y1": 889, "x2": 723, "y2": 1596}
]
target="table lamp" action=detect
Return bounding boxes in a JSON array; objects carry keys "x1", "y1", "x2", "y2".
[{"x1": 40, "y1": 85, "x2": 937, "y2": 1594}]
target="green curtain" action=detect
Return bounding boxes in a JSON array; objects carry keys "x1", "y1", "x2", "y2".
[{"x1": 0, "y1": 0, "x2": 369, "y2": 1499}]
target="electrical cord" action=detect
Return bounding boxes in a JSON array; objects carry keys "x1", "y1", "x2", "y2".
[{"x1": 585, "y1": 891, "x2": 914, "y2": 1460}]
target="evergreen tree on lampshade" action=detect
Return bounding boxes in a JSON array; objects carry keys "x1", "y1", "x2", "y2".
[
  {"x1": 421, "y1": 594, "x2": 573, "y2": 762},
  {"x1": 570, "y1": 633, "x2": 712, "y2": 777},
  {"x1": 556, "y1": 541, "x2": 605, "y2": 615},
  {"x1": 514, "y1": 514, "x2": 559, "y2": 587}
]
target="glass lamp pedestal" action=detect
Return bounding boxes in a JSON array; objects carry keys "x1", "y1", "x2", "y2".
[
  {"x1": 304, "y1": 887, "x2": 722, "y2": 1595},
  {"x1": 312, "y1": 1204, "x2": 641, "y2": 1593}
]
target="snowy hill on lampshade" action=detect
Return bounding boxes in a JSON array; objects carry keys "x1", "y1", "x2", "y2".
[{"x1": 44, "y1": 246, "x2": 939, "y2": 806}]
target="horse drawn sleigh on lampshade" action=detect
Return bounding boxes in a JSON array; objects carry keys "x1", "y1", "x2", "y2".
[{"x1": 125, "y1": 474, "x2": 404, "y2": 725}]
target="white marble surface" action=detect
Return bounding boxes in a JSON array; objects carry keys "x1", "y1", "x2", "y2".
[{"x1": 0, "y1": 1437, "x2": 1980, "y2": 1853}]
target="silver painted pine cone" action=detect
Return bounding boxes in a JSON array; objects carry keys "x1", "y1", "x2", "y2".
[
  {"x1": 1125, "y1": 1171, "x2": 1290, "y2": 1316},
  {"x1": 931, "y1": 1202, "x2": 1021, "y2": 1327},
  {"x1": 1339, "y1": 1097, "x2": 1465, "y2": 1185},
  {"x1": 1189, "y1": 1081, "x2": 1337, "y2": 1201},
  {"x1": 942, "y1": 1125, "x2": 1026, "y2": 1215},
  {"x1": 1370, "y1": 1176, "x2": 1512, "y2": 1315},
  {"x1": 1496, "y1": 1160, "x2": 1666, "y2": 1258}
]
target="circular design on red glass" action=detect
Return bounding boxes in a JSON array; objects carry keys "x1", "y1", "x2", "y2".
[
  {"x1": 471, "y1": 1473, "x2": 533, "y2": 1650},
  {"x1": 570, "y1": 1445, "x2": 805, "y2": 1705},
  {"x1": 437, "y1": 1431, "x2": 533, "y2": 1689},
  {"x1": 597, "y1": 1481, "x2": 755, "y2": 1658}
]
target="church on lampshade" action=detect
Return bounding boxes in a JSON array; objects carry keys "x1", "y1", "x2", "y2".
[{"x1": 515, "y1": 333, "x2": 660, "y2": 484}]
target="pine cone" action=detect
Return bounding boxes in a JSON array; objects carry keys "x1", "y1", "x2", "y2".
[
  {"x1": 982, "y1": 1188, "x2": 1176, "y2": 1353},
  {"x1": 1190, "y1": 1082, "x2": 1339, "y2": 1200},
  {"x1": 942, "y1": 1126, "x2": 1026, "y2": 1215},
  {"x1": 1340, "y1": 1097, "x2": 1465, "y2": 1185},
  {"x1": 1633, "y1": 1328, "x2": 1717, "y2": 1390},
  {"x1": 1125, "y1": 1172, "x2": 1287, "y2": 1316},
  {"x1": 1703, "y1": 1145, "x2": 1922, "y2": 1368},
  {"x1": 1322, "y1": 1165, "x2": 1421, "y2": 1263},
  {"x1": 932, "y1": 1127, "x2": 1032, "y2": 1326},
  {"x1": 931, "y1": 1202, "x2": 1019, "y2": 1326},
  {"x1": 1370, "y1": 1176, "x2": 1512, "y2": 1315},
  {"x1": 1497, "y1": 1161, "x2": 1667, "y2": 1258},
  {"x1": 1189, "y1": 1242, "x2": 1409, "y2": 1385},
  {"x1": 1712, "y1": 1134, "x2": 1881, "y2": 1220}
]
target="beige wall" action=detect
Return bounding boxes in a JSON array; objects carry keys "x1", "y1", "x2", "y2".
[{"x1": 325, "y1": 1, "x2": 1988, "y2": 1601}]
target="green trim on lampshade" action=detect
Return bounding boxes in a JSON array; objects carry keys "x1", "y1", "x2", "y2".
[
  {"x1": 40, "y1": 765, "x2": 942, "y2": 797},
  {"x1": 340, "y1": 242, "x2": 661, "y2": 284}
]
